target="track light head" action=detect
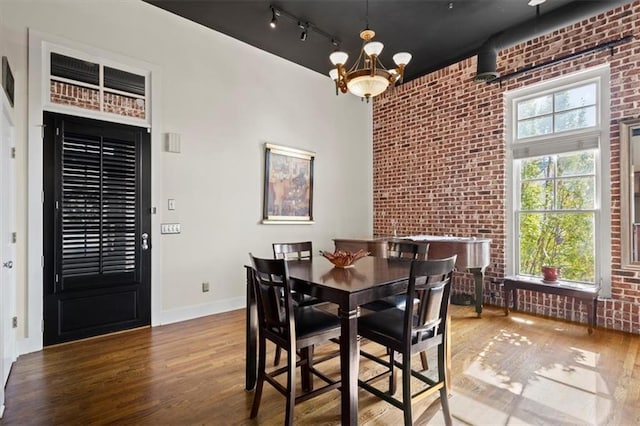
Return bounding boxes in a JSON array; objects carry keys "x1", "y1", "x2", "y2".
[
  {"x1": 270, "y1": 7, "x2": 278, "y2": 28},
  {"x1": 299, "y1": 22, "x2": 308, "y2": 41}
]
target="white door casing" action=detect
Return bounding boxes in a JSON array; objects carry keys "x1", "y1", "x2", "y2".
[{"x1": 0, "y1": 86, "x2": 17, "y2": 416}]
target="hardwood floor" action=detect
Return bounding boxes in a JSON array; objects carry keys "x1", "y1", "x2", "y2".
[{"x1": 1, "y1": 305, "x2": 639, "y2": 425}]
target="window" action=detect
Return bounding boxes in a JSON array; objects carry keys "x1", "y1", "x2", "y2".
[
  {"x1": 507, "y1": 67, "x2": 610, "y2": 287},
  {"x1": 516, "y1": 82, "x2": 597, "y2": 139},
  {"x1": 48, "y1": 50, "x2": 148, "y2": 122},
  {"x1": 518, "y1": 152, "x2": 596, "y2": 282}
]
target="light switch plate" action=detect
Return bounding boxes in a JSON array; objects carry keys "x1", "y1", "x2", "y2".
[{"x1": 161, "y1": 223, "x2": 181, "y2": 234}]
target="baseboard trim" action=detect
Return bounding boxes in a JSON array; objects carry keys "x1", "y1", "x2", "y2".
[{"x1": 159, "y1": 297, "x2": 245, "y2": 325}]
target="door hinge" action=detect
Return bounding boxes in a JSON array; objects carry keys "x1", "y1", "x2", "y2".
[
  {"x1": 11, "y1": 232, "x2": 16, "y2": 243},
  {"x1": 56, "y1": 127, "x2": 60, "y2": 136},
  {"x1": 41, "y1": 255, "x2": 45, "y2": 268},
  {"x1": 41, "y1": 320, "x2": 45, "y2": 333},
  {"x1": 11, "y1": 147, "x2": 15, "y2": 158},
  {"x1": 12, "y1": 316, "x2": 17, "y2": 328},
  {"x1": 42, "y1": 191, "x2": 45, "y2": 204},
  {"x1": 40, "y1": 124, "x2": 45, "y2": 140},
  {"x1": 55, "y1": 274, "x2": 59, "y2": 283},
  {"x1": 55, "y1": 200, "x2": 59, "y2": 210}
]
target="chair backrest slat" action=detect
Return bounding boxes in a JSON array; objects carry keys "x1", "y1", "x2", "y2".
[
  {"x1": 404, "y1": 255, "x2": 456, "y2": 344},
  {"x1": 388, "y1": 241, "x2": 429, "y2": 260},
  {"x1": 273, "y1": 241, "x2": 313, "y2": 260}
]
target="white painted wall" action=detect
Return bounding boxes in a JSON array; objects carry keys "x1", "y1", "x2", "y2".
[{"x1": 1, "y1": 0, "x2": 372, "y2": 351}]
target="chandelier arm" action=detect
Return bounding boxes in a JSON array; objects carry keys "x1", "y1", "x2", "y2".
[{"x1": 347, "y1": 47, "x2": 367, "y2": 74}]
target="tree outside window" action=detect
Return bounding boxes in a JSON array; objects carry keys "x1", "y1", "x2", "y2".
[{"x1": 518, "y1": 152, "x2": 596, "y2": 283}]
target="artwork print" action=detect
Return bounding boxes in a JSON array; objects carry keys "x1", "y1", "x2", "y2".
[{"x1": 262, "y1": 143, "x2": 314, "y2": 224}]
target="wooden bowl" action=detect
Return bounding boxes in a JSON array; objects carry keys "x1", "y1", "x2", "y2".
[{"x1": 320, "y1": 249, "x2": 369, "y2": 268}]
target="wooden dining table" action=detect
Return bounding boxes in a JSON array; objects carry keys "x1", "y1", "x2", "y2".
[{"x1": 245, "y1": 255, "x2": 427, "y2": 425}]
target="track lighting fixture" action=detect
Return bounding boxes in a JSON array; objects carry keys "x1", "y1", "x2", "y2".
[
  {"x1": 270, "y1": 7, "x2": 278, "y2": 28},
  {"x1": 268, "y1": 5, "x2": 339, "y2": 47},
  {"x1": 299, "y1": 22, "x2": 308, "y2": 41}
]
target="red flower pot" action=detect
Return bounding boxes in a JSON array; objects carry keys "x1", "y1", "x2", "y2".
[{"x1": 541, "y1": 266, "x2": 560, "y2": 282}]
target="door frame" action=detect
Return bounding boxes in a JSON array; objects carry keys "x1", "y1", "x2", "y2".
[
  {"x1": 43, "y1": 112, "x2": 152, "y2": 345},
  {"x1": 0, "y1": 78, "x2": 17, "y2": 418},
  {"x1": 23, "y1": 30, "x2": 163, "y2": 354}
]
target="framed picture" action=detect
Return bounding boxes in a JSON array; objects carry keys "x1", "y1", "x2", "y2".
[
  {"x1": 262, "y1": 143, "x2": 315, "y2": 224},
  {"x1": 2, "y1": 56, "x2": 14, "y2": 107}
]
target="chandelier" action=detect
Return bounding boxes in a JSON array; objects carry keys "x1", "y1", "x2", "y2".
[{"x1": 329, "y1": 27, "x2": 411, "y2": 100}]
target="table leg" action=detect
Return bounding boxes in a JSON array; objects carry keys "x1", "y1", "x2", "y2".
[
  {"x1": 512, "y1": 288, "x2": 519, "y2": 311},
  {"x1": 245, "y1": 267, "x2": 257, "y2": 391},
  {"x1": 339, "y1": 305, "x2": 359, "y2": 426},
  {"x1": 587, "y1": 299, "x2": 597, "y2": 335},
  {"x1": 470, "y1": 268, "x2": 485, "y2": 317},
  {"x1": 503, "y1": 285, "x2": 510, "y2": 316}
]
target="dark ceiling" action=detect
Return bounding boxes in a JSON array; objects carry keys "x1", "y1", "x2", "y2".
[{"x1": 144, "y1": 1, "x2": 628, "y2": 83}]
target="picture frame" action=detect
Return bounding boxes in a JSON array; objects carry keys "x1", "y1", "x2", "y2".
[
  {"x1": 2, "y1": 56, "x2": 14, "y2": 107},
  {"x1": 262, "y1": 143, "x2": 315, "y2": 224}
]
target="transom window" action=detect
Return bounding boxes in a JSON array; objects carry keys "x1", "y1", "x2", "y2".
[
  {"x1": 507, "y1": 67, "x2": 610, "y2": 287},
  {"x1": 516, "y1": 82, "x2": 597, "y2": 139}
]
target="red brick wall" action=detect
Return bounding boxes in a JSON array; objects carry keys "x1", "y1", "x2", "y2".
[
  {"x1": 373, "y1": 1, "x2": 640, "y2": 333},
  {"x1": 50, "y1": 81, "x2": 100, "y2": 111},
  {"x1": 51, "y1": 80, "x2": 146, "y2": 120},
  {"x1": 103, "y1": 91, "x2": 146, "y2": 119}
]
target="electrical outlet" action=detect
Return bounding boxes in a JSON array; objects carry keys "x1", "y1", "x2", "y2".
[{"x1": 202, "y1": 282, "x2": 210, "y2": 292}]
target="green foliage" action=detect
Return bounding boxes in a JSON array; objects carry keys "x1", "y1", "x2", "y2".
[{"x1": 518, "y1": 152, "x2": 595, "y2": 282}]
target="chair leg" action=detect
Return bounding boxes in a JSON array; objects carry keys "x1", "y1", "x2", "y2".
[
  {"x1": 420, "y1": 351, "x2": 429, "y2": 371},
  {"x1": 388, "y1": 349, "x2": 397, "y2": 395},
  {"x1": 439, "y1": 386, "x2": 452, "y2": 426},
  {"x1": 274, "y1": 346, "x2": 282, "y2": 366},
  {"x1": 402, "y1": 352, "x2": 413, "y2": 426},
  {"x1": 250, "y1": 337, "x2": 267, "y2": 419},
  {"x1": 300, "y1": 345, "x2": 314, "y2": 392},
  {"x1": 284, "y1": 346, "x2": 296, "y2": 426},
  {"x1": 438, "y1": 343, "x2": 452, "y2": 426}
]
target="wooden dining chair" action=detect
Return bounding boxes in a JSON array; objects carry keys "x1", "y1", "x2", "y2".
[
  {"x1": 271, "y1": 241, "x2": 326, "y2": 366},
  {"x1": 249, "y1": 254, "x2": 341, "y2": 426},
  {"x1": 363, "y1": 242, "x2": 429, "y2": 309},
  {"x1": 361, "y1": 242, "x2": 430, "y2": 370},
  {"x1": 358, "y1": 255, "x2": 457, "y2": 426}
]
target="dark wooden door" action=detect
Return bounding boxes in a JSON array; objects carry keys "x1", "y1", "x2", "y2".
[{"x1": 43, "y1": 112, "x2": 151, "y2": 346}]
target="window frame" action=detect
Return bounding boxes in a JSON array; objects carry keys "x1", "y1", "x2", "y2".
[
  {"x1": 42, "y1": 42, "x2": 151, "y2": 128},
  {"x1": 505, "y1": 66, "x2": 611, "y2": 294}
]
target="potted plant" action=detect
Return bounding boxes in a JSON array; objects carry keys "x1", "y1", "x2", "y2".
[{"x1": 541, "y1": 248, "x2": 561, "y2": 282}]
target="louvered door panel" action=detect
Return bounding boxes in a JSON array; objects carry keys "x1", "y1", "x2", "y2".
[
  {"x1": 60, "y1": 134, "x2": 137, "y2": 289},
  {"x1": 101, "y1": 138, "x2": 137, "y2": 275},
  {"x1": 61, "y1": 135, "x2": 102, "y2": 279}
]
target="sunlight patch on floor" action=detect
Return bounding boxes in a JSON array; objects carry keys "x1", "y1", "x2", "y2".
[
  {"x1": 465, "y1": 356, "x2": 524, "y2": 395},
  {"x1": 509, "y1": 316, "x2": 535, "y2": 325},
  {"x1": 461, "y1": 330, "x2": 612, "y2": 425},
  {"x1": 447, "y1": 392, "x2": 532, "y2": 425}
]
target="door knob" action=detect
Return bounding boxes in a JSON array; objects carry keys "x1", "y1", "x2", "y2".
[
  {"x1": 3, "y1": 260, "x2": 13, "y2": 269},
  {"x1": 141, "y1": 233, "x2": 149, "y2": 250}
]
